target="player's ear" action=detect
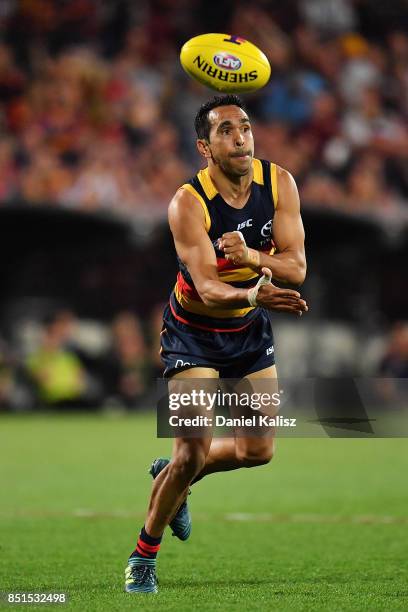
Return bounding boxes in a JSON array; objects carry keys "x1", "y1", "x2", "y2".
[{"x1": 197, "y1": 138, "x2": 211, "y2": 159}]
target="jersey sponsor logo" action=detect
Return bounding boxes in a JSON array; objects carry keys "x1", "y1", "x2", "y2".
[
  {"x1": 175, "y1": 359, "x2": 197, "y2": 368},
  {"x1": 213, "y1": 53, "x2": 242, "y2": 71},
  {"x1": 261, "y1": 219, "x2": 272, "y2": 238},
  {"x1": 237, "y1": 219, "x2": 253, "y2": 231}
]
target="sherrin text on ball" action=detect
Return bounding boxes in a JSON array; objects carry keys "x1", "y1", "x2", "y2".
[{"x1": 180, "y1": 33, "x2": 271, "y2": 93}]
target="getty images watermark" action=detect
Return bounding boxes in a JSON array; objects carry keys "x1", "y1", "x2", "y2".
[
  {"x1": 167, "y1": 388, "x2": 296, "y2": 429},
  {"x1": 157, "y1": 378, "x2": 408, "y2": 438},
  {"x1": 157, "y1": 378, "x2": 296, "y2": 437}
]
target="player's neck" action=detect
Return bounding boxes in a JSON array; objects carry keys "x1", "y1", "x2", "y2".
[{"x1": 208, "y1": 163, "x2": 253, "y2": 209}]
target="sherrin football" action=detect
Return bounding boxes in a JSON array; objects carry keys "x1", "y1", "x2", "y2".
[{"x1": 180, "y1": 33, "x2": 271, "y2": 94}]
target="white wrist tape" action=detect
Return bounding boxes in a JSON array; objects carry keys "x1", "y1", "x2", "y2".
[{"x1": 247, "y1": 273, "x2": 272, "y2": 306}]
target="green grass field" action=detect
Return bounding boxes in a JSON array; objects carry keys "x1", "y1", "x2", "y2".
[{"x1": 1, "y1": 412, "x2": 407, "y2": 611}]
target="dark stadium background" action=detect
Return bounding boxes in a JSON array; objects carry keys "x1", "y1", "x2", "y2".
[{"x1": 0, "y1": 0, "x2": 408, "y2": 411}]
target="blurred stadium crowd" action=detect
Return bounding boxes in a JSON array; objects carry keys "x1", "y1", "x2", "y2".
[
  {"x1": 0, "y1": 305, "x2": 408, "y2": 413},
  {"x1": 1, "y1": 0, "x2": 408, "y2": 410},
  {"x1": 0, "y1": 0, "x2": 407, "y2": 219},
  {"x1": 0, "y1": 308, "x2": 165, "y2": 411},
  {"x1": 1, "y1": 307, "x2": 407, "y2": 411}
]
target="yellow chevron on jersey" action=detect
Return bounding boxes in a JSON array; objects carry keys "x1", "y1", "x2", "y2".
[
  {"x1": 174, "y1": 282, "x2": 253, "y2": 319},
  {"x1": 271, "y1": 162, "x2": 278, "y2": 209},
  {"x1": 180, "y1": 183, "x2": 211, "y2": 232},
  {"x1": 218, "y1": 267, "x2": 259, "y2": 283},
  {"x1": 252, "y1": 158, "x2": 264, "y2": 185},
  {"x1": 197, "y1": 167, "x2": 218, "y2": 199}
]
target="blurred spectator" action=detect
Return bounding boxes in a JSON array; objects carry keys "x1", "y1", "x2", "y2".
[
  {"x1": 25, "y1": 311, "x2": 100, "y2": 407},
  {"x1": 0, "y1": 358, "x2": 13, "y2": 410},
  {"x1": 379, "y1": 322, "x2": 408, "y2": 378},
  {"x1": 299, "y1": 0, "x2": 357, "y2": 35},
  {"x1": 377, "y1": 321, "x2": 408, "y2": 407},
  {"x1": 338, "y1": 35, "x2": 383, "y2": 105},
  {"x1": 149, "y1": 303, "x2": 166, "y2": 379},
  {"x1": 341, "y1": 86, "x2": 408, "y2": 156},
  {"x1": 301, "y1": 171, "x2": 347, "y2": 209},
  {"x1": 61, "y1": 143, "x2": 131, "y2": 211},
  {"x1": 102, "y1": 312, "x2": 152, "y2": 409},
  {"x1": 0, "y1": 136, "x2": 18, "y2": 201},
  {"x1": 20, "y1": 147, "x2": 73, "y2": 204},
  {"x1": 345, "y1": 153, "x2": 404, "y2": 214},
  {"x1": 300, "y1": 90, "x2": 339, "y2": 155},
  {"x1": 0, "y1": 337, "x2": 34, "y2": 411},
  {"x1": 0, "y1": 42, "x2": 26, "y2": 101}
]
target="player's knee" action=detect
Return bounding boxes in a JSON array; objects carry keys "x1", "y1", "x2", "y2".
[
  {"x1": 171, "y1": 445, "x2": 206, "y2": 481},
  {"x1": 236, "y1": 442, "x2": 275, "y2": 467}
]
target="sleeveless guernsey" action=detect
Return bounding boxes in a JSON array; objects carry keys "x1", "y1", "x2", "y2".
[{"x1": 169, "y1": 158, "x2": 278, "y2": 332}]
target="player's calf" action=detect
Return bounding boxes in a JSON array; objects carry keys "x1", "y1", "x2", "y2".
[
  {"x1": 169, "y1": 442, "x2": 208, "y2": 484},
  {"x1": 235, "y1": 438, "x2": 275, "y2": 468}
]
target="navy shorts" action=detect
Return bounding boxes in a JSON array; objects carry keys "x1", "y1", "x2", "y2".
[{"x1": 160, "y1": 305, "x2": 275, "y2": 378}]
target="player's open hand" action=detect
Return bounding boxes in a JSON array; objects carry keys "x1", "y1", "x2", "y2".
[{"x1": 252, "y1": 268, "x2": 308, "y2": 316}]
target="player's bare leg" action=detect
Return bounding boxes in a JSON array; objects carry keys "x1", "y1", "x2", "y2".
[
  {"x1": 146, "y1": 367, "x2": 219, "y2": 537},
  {"x1": 193, "y1": 365, "x2": 278, "y2": 480},
  {"x1": 152, "y1": 365, "x2": 277, "y2": 490},
  {"x1": 125, "y1": 367, "x2": 217, "y2": 593},
  {"x1": 192, "y1": 435, "x2": 275, "y2": 480},
  {"x1": 145, "y1": 435, "x2": 212, "y2": 537},
  {"x1": 126, "y1": 366, "x2": 276, "y2": 592},
  {"x1": 149, "y1": 365, "x2": 277, "y2": 534}
]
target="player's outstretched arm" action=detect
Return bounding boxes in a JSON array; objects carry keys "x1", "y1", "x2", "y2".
[
  {"x1": 219, "y1": 167, "x2": 307, "y2": 286},
  {"x1": 168, "y1": 189, "x2": 307, "y2": 315}
]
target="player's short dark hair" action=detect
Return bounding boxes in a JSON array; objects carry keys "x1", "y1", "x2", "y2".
[{"x1": 194, "y1": 94, "x2": 247, "y2": 141}]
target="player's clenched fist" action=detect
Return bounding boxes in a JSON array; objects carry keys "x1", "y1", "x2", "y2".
[
  {"x1": 248, "y1": 268, "x2": 308, "y2": 316},
  {"x1": 219, "y1": 231, "x2": 260, "y2": 267}
]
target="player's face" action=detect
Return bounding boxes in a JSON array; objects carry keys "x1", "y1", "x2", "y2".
[{"x1": 204, "y1": 106, "x2": 254, "y2": 177}]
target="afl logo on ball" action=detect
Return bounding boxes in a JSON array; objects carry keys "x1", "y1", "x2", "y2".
[{"x1": 213, "y1": 53, "x2": 242, "y2": 71}]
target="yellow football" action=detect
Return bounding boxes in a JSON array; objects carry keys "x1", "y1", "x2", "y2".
[{"x1": 180, "y1": 33, "x2": 271, "y2": 94}]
